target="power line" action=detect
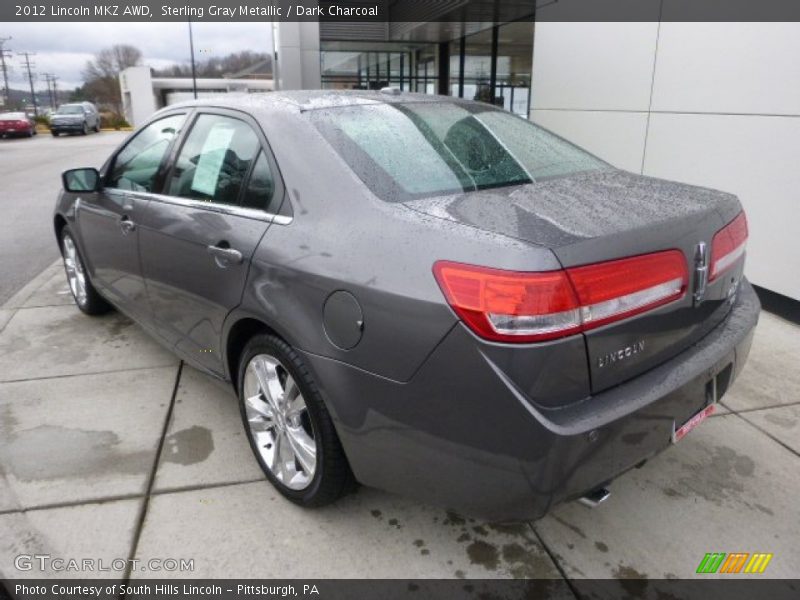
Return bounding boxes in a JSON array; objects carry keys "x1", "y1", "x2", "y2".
[
  {"x1": 0, "y1": 37, "x2": 12, "y2": 109},
  {"x1": 17, "y1": 51, "x2": 38, "y2": 116}
]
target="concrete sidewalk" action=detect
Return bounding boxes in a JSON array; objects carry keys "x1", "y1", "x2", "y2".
[{"x1": 1, "y1": 262, "x2": 798, "y2": 581}]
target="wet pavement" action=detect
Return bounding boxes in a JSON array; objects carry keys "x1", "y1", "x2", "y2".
[{"x1": 1, "y1": 261, "x2": 799, "y2": 582}]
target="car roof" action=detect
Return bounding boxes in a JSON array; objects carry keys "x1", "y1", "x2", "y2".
[{"x1": 165, "y1": 89, "x2": 464, "y2": 115}]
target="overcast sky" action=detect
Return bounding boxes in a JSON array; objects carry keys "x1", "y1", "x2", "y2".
[{"x1": 1, "y1": 22, "x2": 274, "y2": 90}]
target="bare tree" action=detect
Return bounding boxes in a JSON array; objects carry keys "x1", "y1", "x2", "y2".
[
  {"x1": 82, "y1": 44, "x2": 142, "y2": 113},
  {"x1": 154, "y1": 51, "x2": 271, "y2": 79}
]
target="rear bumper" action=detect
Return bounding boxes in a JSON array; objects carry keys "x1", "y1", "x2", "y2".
[
  {"x1": 51, "y1": 123, "x2": 85, "y2": 132},
  {"x1": 303, "y1": 279, "x2": 760, "y2": 520}
]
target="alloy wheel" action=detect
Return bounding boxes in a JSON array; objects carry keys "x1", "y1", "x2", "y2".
[
  {"x1": 62, "y1": 234, "x2": 87, "y2": 307},
  {"x1": 243, "y1": 354, "x2": 317, "y2": 490}
]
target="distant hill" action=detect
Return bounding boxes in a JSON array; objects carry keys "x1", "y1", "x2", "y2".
[
  {"x1": 2, "y1": 86, "x2": 70, "y2": 112},
  {"x1": 153, "y1": 51, "x2": 272, "y2": 79}
]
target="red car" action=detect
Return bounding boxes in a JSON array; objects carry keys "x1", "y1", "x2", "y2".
[{"x1": 0, "y1": 112, "x2": 37, "y2": 138}]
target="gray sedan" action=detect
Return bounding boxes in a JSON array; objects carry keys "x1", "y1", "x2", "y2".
[{"x1": 54, "y1": 91, "x2": 759, "y2": 520}]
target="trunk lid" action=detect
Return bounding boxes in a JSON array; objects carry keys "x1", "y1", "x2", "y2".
[{"x1": 405, "y1": 169, "x2": 745, "y2": 393}]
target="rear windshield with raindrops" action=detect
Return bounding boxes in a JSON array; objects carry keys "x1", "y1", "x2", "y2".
[{"x1": 310, "y1": 102, "x2": 608, "y2": 202}]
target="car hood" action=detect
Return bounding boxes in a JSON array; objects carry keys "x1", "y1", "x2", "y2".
[{"x1": 401, "y1": 169, "x2": 740, "y2": 251}]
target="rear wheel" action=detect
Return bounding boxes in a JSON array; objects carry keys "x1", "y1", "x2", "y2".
[
  {"x1": 238, "y1": 334, "x2": 353, "y2": 507},
  {"x1": 51, "y1": 131, "x2": 59, "y2": 137},
  {"x1": 60, "y1": 227, "x2": 112, "y2": 315}
]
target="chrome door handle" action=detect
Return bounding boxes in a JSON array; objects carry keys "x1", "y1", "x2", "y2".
[
  {"x1": 207, "y1": 244, "x2": 243, "y2": 266},
  {"x1": 119, "y1": 216, "x2": 136, "y2": 235},
  {"x1": 121, "y1": 193, "x2": 136, "y2": 212}
]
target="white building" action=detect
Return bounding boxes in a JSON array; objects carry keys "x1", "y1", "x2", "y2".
[
  {"x1": 119, "y1": 65, "x2": 273, "y2": 127},
  {"x1": 530, "y1": 22, "x2": 800, "y2": 303}
]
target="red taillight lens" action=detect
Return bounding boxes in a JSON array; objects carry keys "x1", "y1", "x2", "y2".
[
  {"x1": 710, "y1": 212, "x2": 748, "y2": 281},
  {"x1": 567, "y1": 250, "x2": 688, "y2": 331},
  {"x1": 433, "y1": 250, "x2": 688, "y2": 343},
  {"x1": 432, "y1": 262, "x2": 581, "y2": 342}
]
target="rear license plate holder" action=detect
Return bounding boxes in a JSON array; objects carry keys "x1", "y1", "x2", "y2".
[
  {"x1": 671, "y1": 370, "x2": 724, "y2": 444},
  {"x1": 672, "y1": 403, "x2": 716, "y2": 443}
]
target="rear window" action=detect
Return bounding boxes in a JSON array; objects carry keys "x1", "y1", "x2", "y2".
[
  {"x1": 57, "y1": 105, "x2": 84, "y2": 114},
  {"x1": 0, "y1": 113, "x2": 26, "y2": 120},
  {"x1": 310, "y1": 102, "x2": 607, "y2": 202}
]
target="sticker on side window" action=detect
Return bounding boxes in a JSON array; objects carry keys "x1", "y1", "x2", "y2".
[{"x1": 191, "y1": 124, "x2": 236, "y2": 197}]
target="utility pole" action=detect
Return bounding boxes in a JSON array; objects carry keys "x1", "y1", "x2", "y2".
[
  {"x1": 0, "y1": 37, "x2": 12, "y2": 109},
  {"x1": 51, "y1": 74, "x2": 59, "y2": 107},
  {"x1": 43, "y1": 72, "x2": 59, "y2": 109},
  {"x1": 18, "y1": 51, "x2": 38, "y2": 116},
  {"x1": 42, "y1": 72, "x2": 54, "y2": 109},
  {"x1": 188, "y1": 19, "x2": 198, "y2": 99}
]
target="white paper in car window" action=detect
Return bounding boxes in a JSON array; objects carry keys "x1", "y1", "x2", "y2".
[{"x1": 191, "y1": 124, "x2": 235, "y2": 197}]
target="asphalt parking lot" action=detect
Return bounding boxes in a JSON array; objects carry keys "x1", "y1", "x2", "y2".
[
  {"x1": 1, "y1": 135, "x2": 799, "y2": 582},
  {"x1": 0, "y1": 132, "x2": 127, "y2": 305}
]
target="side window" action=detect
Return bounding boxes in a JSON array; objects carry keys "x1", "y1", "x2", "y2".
[
  {"x1": 108, "y1": 114, "x2": 186, "y2": 192},
  {"x1": 166, "y1": 114, "x2": 260, "y2": 206},
  {"x1": 241, "y1": 152, "x2": 278, "y2": 212}
]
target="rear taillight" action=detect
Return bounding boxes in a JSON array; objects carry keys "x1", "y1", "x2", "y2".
[
  {"x1": 710, "y1": 212, "x2": 748, "y2": 281},
  {"x1": 433, "y1": 250, "x2": 688, "y2": 343},
  {"x1": 567, "y1": 250, "x2": 688, "y2": 331},
  {"x1": 432, "y1": 262, "x2": 581, "y2": 342}
]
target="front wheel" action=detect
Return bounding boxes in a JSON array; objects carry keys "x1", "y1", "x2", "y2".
[
  {"x1": 60, "y1": 227, "x2": 112, "y2": 315},
  {"x1": 81, "y1": 123, "x2": 88, "y2": 135},
  {"x1": 238, "y1": 334, "x2": 354, "y2": 507}
]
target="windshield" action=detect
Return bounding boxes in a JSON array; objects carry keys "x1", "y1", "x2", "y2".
[
  {"x1": 57, "y1": 105, "x2": 85, "y2": 115},
  {"x1": 311, "y1": 102, "x2": 608, "y2": 202}
]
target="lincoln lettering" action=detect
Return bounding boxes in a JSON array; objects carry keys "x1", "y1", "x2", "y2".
[{"x1": 597, "y1": 341, "x2": 645, "y2": 368}]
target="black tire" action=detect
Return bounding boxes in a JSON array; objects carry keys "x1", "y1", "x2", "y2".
[
  {"x1": 59, "y1": 226, "x2": 113, "y2": 315},
  {"x1": 94, "y1": 124, "x2": 100, "y2": 133},
  {"x1": 51, "y1": 131, "x2": 59, "y2": 137},
  {"x1": 237, "y1": 333, "x2": 354, "y2": 507},
  {"x1": 81, "y1": 122, "x2": 88, "y2": 135}
]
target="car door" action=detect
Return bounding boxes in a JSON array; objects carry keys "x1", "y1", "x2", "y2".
[
  {"x1": 77, "y1": 112, "x2": 187, "y2": 319},
  {"x1": 137, "y1": 109, "x2": 284, "y2": 376}
]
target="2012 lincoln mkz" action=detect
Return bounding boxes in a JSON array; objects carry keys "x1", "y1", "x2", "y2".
[{"x1": 53, "y1": 91, "x2": 760, "y2": 520}]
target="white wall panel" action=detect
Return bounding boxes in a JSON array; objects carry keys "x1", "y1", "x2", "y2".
[
  {"x1": 531, "y1": 109, "x2": 649, "y2": 173},
  {"x1": 651, "y1": 23, "x2": 800, "y2": 116},
  {"x1": 643, "y1": 113, "x2": 800, "y2": 300},
  {"x1": 531, "y1": 22, "x2": 659, "y2": 111}
]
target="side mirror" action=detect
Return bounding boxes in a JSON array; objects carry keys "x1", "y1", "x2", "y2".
[{"x1": 63, "y1": 168, "x2": 101, "y2": 193}]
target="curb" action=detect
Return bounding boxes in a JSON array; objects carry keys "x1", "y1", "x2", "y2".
[{"x1": 1, "y1": 259, "x2": 63, "y2": 311}]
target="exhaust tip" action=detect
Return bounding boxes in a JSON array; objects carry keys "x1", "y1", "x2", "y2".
[{"x1": 578, "y1": 487, "x2": 611, "y2": 508}]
